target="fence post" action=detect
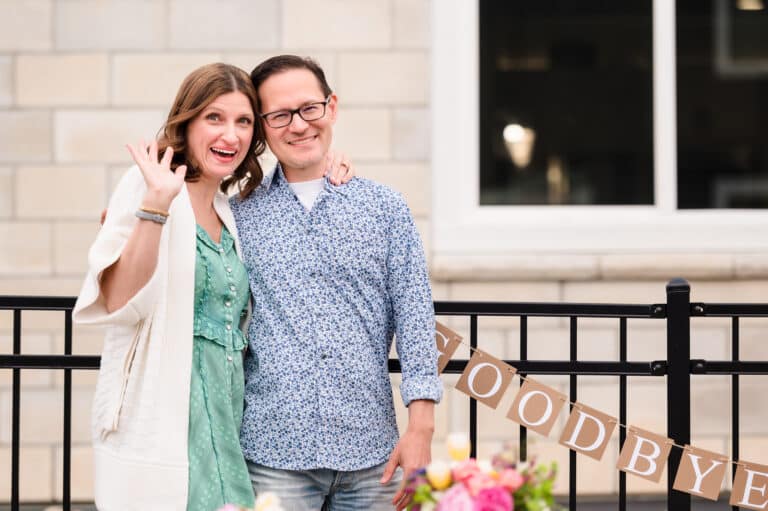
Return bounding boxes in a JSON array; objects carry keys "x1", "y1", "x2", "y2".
[{"x1": 666, "y1": 278, "x2": 691, "y2": 511}]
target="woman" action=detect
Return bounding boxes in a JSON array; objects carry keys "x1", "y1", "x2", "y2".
[{"x1": 72, "y1": 63, "x2": 352, "y2": 511}]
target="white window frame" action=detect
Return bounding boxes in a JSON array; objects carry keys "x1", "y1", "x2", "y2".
[{"x1": 431, "y1": 0, "x2": 768, "y2": 256}]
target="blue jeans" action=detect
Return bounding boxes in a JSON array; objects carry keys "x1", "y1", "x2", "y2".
[{"x1": 247, "y1": 461, "x2": 402, "y2": 511}]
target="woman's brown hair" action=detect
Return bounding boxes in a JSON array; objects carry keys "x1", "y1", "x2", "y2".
[{"x1": 157, "y1": 62, "x2": 266, "y2": 197}]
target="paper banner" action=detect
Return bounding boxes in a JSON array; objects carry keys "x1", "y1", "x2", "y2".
[
  {"x1": 558, "y1": 402, "x2": 617, "y2": 461},
  {"x1": 455, "y1": 351, "x2": 516, "y2": 409},
  {"x1": 506, "y1": 377, "x2": 567, "y2": 437},
  {"x1": 435, "y1": 321, "x2": 462, "y2": 374},
  {"x1": 616, "y1": 426, "x2": 672, "y2": 483},
  {"x1": 673, "y1": 445, "x2": 728, "y2": 501},
  {"x1": 730, "y1": 461, "x2": 768, "y2": 509}
]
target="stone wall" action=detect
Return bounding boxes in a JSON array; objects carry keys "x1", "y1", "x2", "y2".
[{"x1": 1, "y1": 0, "x2": 766, "y2": 503}]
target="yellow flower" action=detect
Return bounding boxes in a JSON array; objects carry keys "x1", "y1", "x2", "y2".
[
  {"x1": 426, "y1": 460, "x2": 452, "y2": 490},
  {"x1": 447, "y1": 432, "x2": 471, "y2": 462}
]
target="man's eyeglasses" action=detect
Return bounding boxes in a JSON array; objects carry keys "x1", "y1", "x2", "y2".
[{"x1": 260, "y1": 95, "x2": 332, "y2": 128}]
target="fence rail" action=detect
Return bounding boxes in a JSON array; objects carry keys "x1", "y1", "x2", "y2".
[{"x1": 2, "y1": 279, "x2": 768, "y2": 510}]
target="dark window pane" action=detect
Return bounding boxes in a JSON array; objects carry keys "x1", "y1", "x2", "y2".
[
  {"x1": 677, "y1": 0, "x2": 768, "y2": 209},
  {"x1": 479, "y1": 1, "x2": 654, "y2": 205}
]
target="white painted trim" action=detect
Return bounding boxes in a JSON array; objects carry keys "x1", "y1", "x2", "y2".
[
  {"x1": 431, "y1": 0, "x2": 768, "y2": 256},
  {"x1": 654, "y1": 0, "x2": 677, "y2": 212}
]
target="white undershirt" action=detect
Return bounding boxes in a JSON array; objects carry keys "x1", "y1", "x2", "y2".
[{"x1": 288, "y1": 178, "x2": 325, "y2": 211}]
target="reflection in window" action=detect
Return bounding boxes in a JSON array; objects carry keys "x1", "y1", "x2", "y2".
[
  {"x1": 479, "y1": 1, "x2": 654, "y2": 206},
  {"x1": 678, "y1": 0, "x2": 768, "y2": 208}
]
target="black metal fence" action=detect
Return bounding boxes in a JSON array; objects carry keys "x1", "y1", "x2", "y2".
[{"x1": 2, "y1": 279, "x2": 768, "y2": 511}]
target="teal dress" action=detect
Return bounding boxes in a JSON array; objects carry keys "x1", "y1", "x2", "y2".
[{"x1": 187, "y1": 225, "x2": 255, "y2": 511}]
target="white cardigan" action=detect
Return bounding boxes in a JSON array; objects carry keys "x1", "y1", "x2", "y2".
[{"x1": 73, "y1": 166, "x2": 245, "y2": 511}]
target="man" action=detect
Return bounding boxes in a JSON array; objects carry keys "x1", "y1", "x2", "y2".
[{"x1": 230, "y1": 55, "x2": 442, "y2": 511}]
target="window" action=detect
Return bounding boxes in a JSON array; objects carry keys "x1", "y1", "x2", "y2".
[
  {"x1": 480, "y1": 2, "x2": 654, "y2": 206},
  {"x1": 432, "y1": 0, "x2": 768, "y2": 256},
  {"x1": 677, "y1": 0, "x2": 768, "y2": 209}
]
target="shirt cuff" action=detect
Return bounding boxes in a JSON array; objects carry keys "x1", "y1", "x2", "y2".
[{"x1": 400, "y1": 375, "x2": 444, "y2": 407}]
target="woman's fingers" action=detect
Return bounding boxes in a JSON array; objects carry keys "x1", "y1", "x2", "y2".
[
  {"x1": 160, "y1": 146, "x2": 174, "y2": 168},
  {"x1": 148, "y1": 139, "x2": 159, "y2": 164},
  {"x1": 174, "y1": 164, "x2": 188, "y2": 183}
]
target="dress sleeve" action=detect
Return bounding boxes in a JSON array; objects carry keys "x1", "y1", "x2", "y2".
[{"x1": 73, "y1": 166, "x2": 162, "y2": 327}]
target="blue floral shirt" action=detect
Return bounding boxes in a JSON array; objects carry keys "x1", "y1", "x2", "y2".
[{"x1": 231, "y1": 165, "x2": 443, "y2": 471}]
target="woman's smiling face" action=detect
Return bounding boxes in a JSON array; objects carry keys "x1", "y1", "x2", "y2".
[{"x1": 186, "y1": 91, "x2": 255, "y2": 181}]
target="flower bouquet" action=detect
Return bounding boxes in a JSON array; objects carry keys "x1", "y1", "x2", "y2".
[{"x1": 405, "y1": 433, "x2": 560, "y2": 511}]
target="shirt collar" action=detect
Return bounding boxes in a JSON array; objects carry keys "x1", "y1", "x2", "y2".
[{"x1": 262, "y1": 162, "x2": 350, "y2": 197}]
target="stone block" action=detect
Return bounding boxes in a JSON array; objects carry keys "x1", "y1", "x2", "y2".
[
  {"x1": 333, "y1": 108, "x2": 391, "y2": 160},
  {"x1": 0, "y1": 334, "x2": 53, "y2": 388},
  {"x1": 0, "y1": 277, "x2": 83, "y2": 296},
  {"x1": 356, "y1": 162, "x2": 428, "y2": 216},
  {"x1": 0, "y1": 310, "x2": 76, "y2": 334},
  {"x1": 0, "y1": 446, "x2": 53, "y2": 501},
  {"x1": 690, "y1": 377, "x2": 732, "y2": 436},
  {"x1": 16, "y1": 166, "x2": 106, "y2": 219},
  {"x1": 563, "y1": 280, "x2": 668, "y2": 304},
  {"x1": 691, "y1": 279, "x2": 768, "y2": 303},
  {"x1": 338, "y1": 52, "x2": 428, "y2": 105},
  {"x1": 431, "y1": 281, "x2": 449, "y2": 301},
  {"x1": 0, "y1": 167, "x2": 12, "y2": 217},
  {"x1": 16, "y1": 54, "x2": 108, "y2": 106},
  {"x1": 394, "y1": 0, "x2": 430, "y2": 48},
  {"x1": 600, "y1": 253, "x2": 734, "y2": 280},
  {"x1": 740, "y1": 323, "x2": 768, "y2": 360},
  {"x1": 113, "y1": 53, "x2": 222, "y2": 107},
  {"x1": 0, "y1": 111, "x2": 51, "y2": 162},
  {"x1": 282, "y1": 0, "x2": 390, "y2": 49},
  {"x1": 53, "y1": 222, "x2": 101, "y2": 274},
  {"x1": 625, "y1": 381, "x2": 667, "y2": 433},
  {"x1": 169, "y1": 0, "x2": 279, "y2": 49},
  {"x1": 736, "y1": 254, "x2": 768, "y2": 278},
  {"x1": 55, "y1": 110, "x2": 165, "y2": 163},
  {"x1": 0, "y1": 388, "x2": 92, "y2": 444},
  {"x1": 54, "y1": 445, "x2": 94, "y2": 501},
  {"x1": 0, "y1": 0, "x2": 51, "y2": 51},
  {"x1": 393, "y1": 108, "x2": 429, "y2": 161},
  {"x1": 0, "y1": 222, "x2": 51, "y2": 275},
  {"x1": 414, "y1": 218, "x2": 430, "y2": 260},
  {"x1": 225, "y1": 52, "x2": 338, "y2": 89},
  {"x1": 0, "y1": 56, "x2": 11, "y2": 106},
  {"x1": 448, "y1": 281, "x2": 561, "y2": 329},
  {"x1": 432, "y1": 254, "x2": 599, "y2": 282},
  {"x1": 55, "y1": 0, "x2": 164, "y2": 50},
  {"x1": 625, "y1": 325, "x2": 667, "y2": 361},
  {"x1": 738, "y1": 376, "x2": 768, "y2": 435}
]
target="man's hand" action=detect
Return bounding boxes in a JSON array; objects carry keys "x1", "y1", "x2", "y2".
[{"x1": 380, "y1": 400, "x2": 435, "y2": 511}]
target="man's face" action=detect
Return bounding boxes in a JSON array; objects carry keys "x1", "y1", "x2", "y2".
[{"x1": 258, "y1": 68, "x2": 337, "y2": 180}]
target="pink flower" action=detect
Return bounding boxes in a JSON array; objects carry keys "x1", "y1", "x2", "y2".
[
  {"x1": 473, "y1": 487, "x2": 513, "y2": 511},
  {"x1": 452, "y1": 459, "x2": 482, "y2": 483},
  {"x1": 498, "y1": 468, "x2": 524, "y2": 492},
  {"x1": 463, "y1": 472, "x2": 498, "y2": 496},
  {"x1": 436, "y1": 484, "x2": 474, "y2": 511}
]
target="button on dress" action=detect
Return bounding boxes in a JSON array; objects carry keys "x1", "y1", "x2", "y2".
[{"x1": 187, "y1": 225, "x2": 254, "y2": 511}]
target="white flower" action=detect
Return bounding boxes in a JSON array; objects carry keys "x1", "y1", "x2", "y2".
[
  {"x1": 254, "y1": 492, "x2": 283, "y2": 511},
  {"x1": 477, "y1": 459, "x2": 494, "y2": 474}
]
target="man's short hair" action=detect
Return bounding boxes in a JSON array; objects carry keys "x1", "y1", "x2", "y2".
[{"x1": 250, "y1": 55, "x2": 333, "y2": 110}]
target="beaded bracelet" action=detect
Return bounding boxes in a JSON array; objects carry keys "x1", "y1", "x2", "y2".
[{"x1": 135, "y1": 209, "x2": 167, "y2": 224}]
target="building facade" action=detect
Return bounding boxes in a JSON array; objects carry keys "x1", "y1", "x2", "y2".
[{"x1": 1, "y1": 0, "x2": 766, "y2": 502}]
